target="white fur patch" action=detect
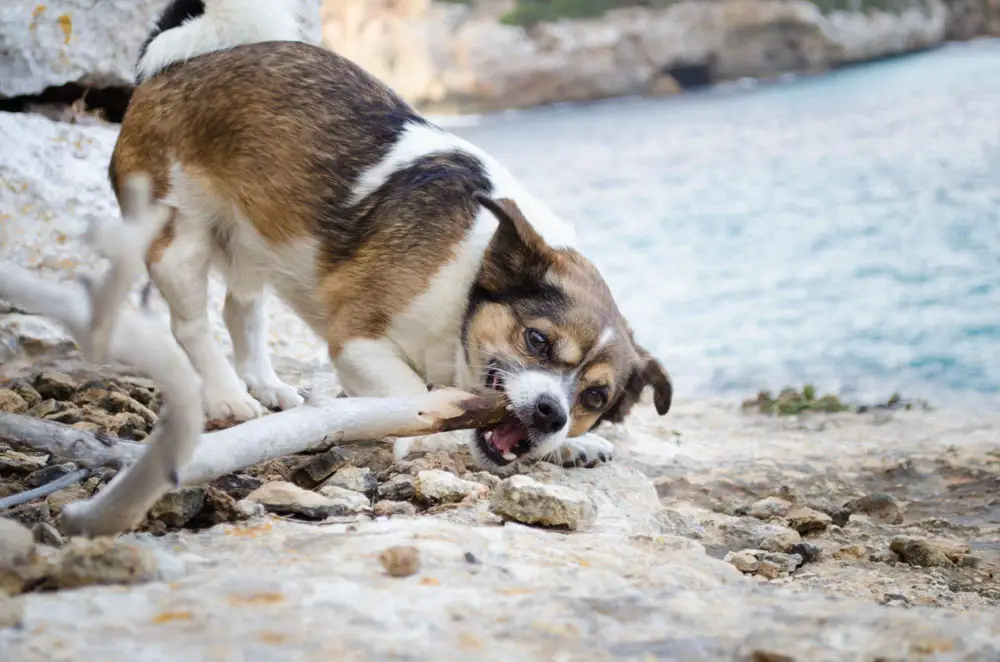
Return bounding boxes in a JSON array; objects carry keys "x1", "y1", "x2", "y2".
[
  {"x1": 597, "y1": 327, "x2": 615, "y2": 350},
  {"x1": 349, "y1": 122, "x2": 578, "y2": 250},
  {"x1": 334, "y1": 338, "x2": 428, "y2": 398},
  {"x1": 138, "y1": 0, "x2": 304, "y2": 80}
]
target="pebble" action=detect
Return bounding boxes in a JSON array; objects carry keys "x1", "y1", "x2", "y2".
[
  {"x1": 51, "y1": 537, "x2": 162, "y2": 590},
  {"x1": 789, "y1": 541, "x2": 823, "y2": 564},
  {"x1": 234, "y1": 499, "x2": 266, "y2": 520},
  {"x1": 379, "y1": 545, "x2": 421, "y2": 577},
  {"x1": 373, "y1": 500, "x2": 417, "y2": 517},
  {"x1": 24, "y1": 462, "x2": 78, "y2": 489},
  {"x1": 845, "y1": 493, "x2": 904, "y2": 525},
  {"x1": 321, "y1": 467, "x2": 377, "y2": 495},
  {"x1": 32, "y1": 371, "x2": 77, "y2": 400},
  {"x1": 725, "y1": 549, "x2": 761, "y2": 573},
  {"x1": 0, "y1": 389, "x2": 28, "y2": 414},
  {"x1": 5, "y1": 380, "x2": 40, "y2": 409},
  {"x1": 0, "y1": 518, "x2": 44, "y2": 595},
  {"x1": 889, "y1": 536, "x2": 956, "y2": 568},
  {"x1": 786, "y1": 507, "x2": 832, "y2": 535},
  {"x1": 247, "y1": 481, "x2": 358, "y2": 520},
  {"x1": 489, "y1": 475, "x2": 594, "y2": 531},
  {"x1": 211, "y1": 474, "x2": 264, "y2": 500},
  {"x1": 415, "y1": 470, "x2": 486, "y2": 505},
  {"x1": 6, "y1": 502, "x2": 51, "y2": 526},
  {"x1": 0, "y1": 450, "x2": 48, "y2": 473},
  {"x1": 834, "y1": 544, "x2": 868, "y2": 561},
  {"x1": 465, "y1": 472, "x2": 501, "y2": 490},
  {"x1": 32, "y1": 522, "x2": 65, "y2": 548},
  {"x1": 751, "y1": 523, "x2": 801, "y2": 553},
  {"x1": 376, "y1": 474, "x2": 417, "y2": 502},
  {"x1": 148, "y1": 488, "x2": 207, "y2": 528},
  {"x1": 292, "y1": 448, "x2": 351, "y2": 488},
  {"x1": 748, "y1": 497, "x2": 792, "y2": 520},
  {"x1": 316, "y1": 485, "x2": 371, "y2": 514},
  {"x1": 869, "y1": 548, "x2": 899, "y2": 564},
  {"x1": 804, "y1": 499, "x2": 851, "y2": 527}
]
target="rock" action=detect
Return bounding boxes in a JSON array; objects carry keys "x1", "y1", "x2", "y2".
[
  {"x1": 373, "y1": 500, "x2": 417, "y2": 517},
  {"x1": 489, "y1": 475, "x2": 594, "y2": 531},
  {"x1": 748, "y1": 497, "x2": 793, "y2": 520},
  {"x1": 211, "y1": 474, "x2": 264, "y2": 500},
  {"x1": 415, "y1": 470, "x2": 487, "y2": 505},
  {"x1": 789, "y1": 542, "x2": 823, "y2": 564},
  {"x1": 379, "y1": 545, "x2": 421, "y2": 577},
  {"x1": 749, "y1": 523, "x2": 801, "y2": 553},
  {"x1": 0, "y1": 389, "x2": 27, "y2": 414},
  {"x1": 786, "y1": 507, "x2": 832, "y2": 535},
  {"x1": 292, "y1": 448, "x2": 351, "y2": 488},
  {"x1": 107, "y1": 412, "x2": 148, "y2": 440},
  {"x1": 0, "y1": 315, "x2": 76, "y2": 359},
  {"x1": 4, "y1": 380, "x2": 40, "y2": 409},
  {"x1": 805, "y1": 499, "x2": 852, "y2": 527},
  {"x1": 322, "y1": 0, "x2": 949, "y2": 113},
  {"x1": 376, "y1": 474, "x2": 416, "y2": 502},
  {"x1": 0, "y1": 518, "x2": 44, "y2": 595},
  {"x1": 648, "y1": 73, "x2": 682, "y2": 97},
  {"x1": 889, "y1": 537, "x2": 959, "y2": 568},
  {"x1": 315, "y1": 485, "x2": 371, "y2": 514},
  {"x1": 234, "y1": 499, "x2": 266, "y2": 520},
  {"x1": 465, "y1": 471, "x2": 501, "y2": 490},
  {"x1": 321, "y1": 467, "x2": 377, "y2": 495},
  {"x1": 195, "y1": 486, "x2": 241, "y2": 526},
  {"x1": 50, "y1": 537, "x2": 161, "y2": 590},
  {"x1": 0, "y1": 590, "x2": 23, "y2": 629},
  {"x1": 5, "y1": 502, "x2": 51, "y2": 527},
  {"x1": 32, "y1": 522, "x2": 65, "y2": 548},
  {"x1": 32, "y1": 372, "x2": 77, "y2": 401},
  {"x1": 0, "y1": 450, "x2": 48, "y2": 474},
  {"x1": 117, "y1": 376, "x2": 157, "y2": 407},
  {"x1": 834, "y1": 545, "x2": 869, "y2": 561},
  {"x1": 725, "y1": 549, "x2": 761, "y2": 573},
  {"x1": 845, "y1": 493, "x2": 904, "y2": 525},
  {"x1": 45, "y1": 484, "x2": 90, "y2": 516},
  {"x1": 23, "y1": 462, "x2": 78, "y2": 489},
  {"x1": 148, "y1": 488, "x2": 207, "y2": 528},
  {"x1": 247, "y1": 481, "x2": 359, "y2": 520}
]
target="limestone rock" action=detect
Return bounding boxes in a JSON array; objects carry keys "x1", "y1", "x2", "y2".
[
  {"x1": 24, "y1": 463, "x2": 78, "y2": 489},
  {"x1": 210, "y1": 474, "x2": 263, "y2": 501},
  {"x1": 0, "y1": 450, "x2": 48, "y2": 474},
  {"x1": 4, "y1": 381, "x2": 40, "y2": 409},
  {"x1": 373, "y1": 500, "x2": 417, "y2": 517},
  {"x1": 748, "y1": 496, "x2": 793, "y2": 520},
  {"x1": 0, "y1": 518, "x2": 45, "y2": 595},
  {"x1": 489, "y1": 475, "x2": 594, "y2": 530},
  {"x1": 415, "y1": 470, "x2": 486, "y2": 505},
  {"x1": 32, "y1": 371, "x2": 77, "y2": 401},
  {"x1": 50, "y1": 537, "x2": 161, "y2": 590},
  {"x1": 5, "y1": 502, "x2": 51, "y2": 527},
  {"x1": 376, "y1": 474, "x2": 417, "y2": 502},
  {"x1": 292, "y1": 448, "x2": 351, "y2": 488},
  {"x1": 315, "y1": 485, "x2": 371, "y2": 514},
  {"x1": 321, "y1": 466, "x2": 377, "y2": 496},
  {"x1": 789, "y1": 541, "x2": 823, "y2": 564},
  {"x1": 786, "y1": 507, "x2": 832, "y2": 535},
  {"x1": 378, "y1": 545, "x2": 421, "y2": 577},
  {"x1": 148, "y1": 488, "x2": 207, "y2": 528},
  {"x1": 247, "y1": 481, "x2": 358, "y2": 520},
  {"x1": 725, "y1": 549, "x2": 761, "y2": 573},
  {"x1": 757, "y1": 552, "x2": 802, "y2": 580},
  {"x1": 845, "y1": 493, "x2": 904, "y2": 525},
  {"x1": 0, "y1": 389, "x2": 27, "y2": 414},
  {"x1": 889, "y1": 536, "x2": 965, "y2": 568}
]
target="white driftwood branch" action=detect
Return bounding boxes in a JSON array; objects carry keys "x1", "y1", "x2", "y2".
[{"x1": 0, "y1": 174, "x2": 204, "y2": 538}]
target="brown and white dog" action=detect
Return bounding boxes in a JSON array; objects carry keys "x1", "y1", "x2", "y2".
[{"x1": 110, "y1": 0, "x2": 673, "y2": 473}]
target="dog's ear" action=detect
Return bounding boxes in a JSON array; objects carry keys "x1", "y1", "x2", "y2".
[
  {"x1": 475, "y1": 193, "x2": 556, "y2": 288},
  {"x1": 594, "y1": 342, "x2": 673, "y2": 428}
]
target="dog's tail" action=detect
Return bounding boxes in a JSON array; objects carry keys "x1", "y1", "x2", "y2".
[{"x1": 136, "y1": 0, "x2": 306, "y2": 82}]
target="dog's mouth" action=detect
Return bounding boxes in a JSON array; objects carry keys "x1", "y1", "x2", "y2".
[{"x1": 476, "y1": 364, "x2": 532, "y2": 467}]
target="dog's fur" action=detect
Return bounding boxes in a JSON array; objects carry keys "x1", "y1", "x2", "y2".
[{"x1": 111, "y1": 0, "x2": 673, "y2": 473}]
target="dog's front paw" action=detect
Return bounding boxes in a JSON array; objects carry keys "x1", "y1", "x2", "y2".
[
  {"x1": 545, "y1": 434, "x2": 614, "y2": 469},
  {"x1": 247, "y1": 379, "x2": 305, "y2": 411},
  {"x1": 204, "y1": 386, "x2": 264, "y2": 422}
]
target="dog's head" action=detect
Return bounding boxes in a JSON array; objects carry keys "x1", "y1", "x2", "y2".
[{"x1": 460, "y1": 193, "x2": 672, "y2": 472}]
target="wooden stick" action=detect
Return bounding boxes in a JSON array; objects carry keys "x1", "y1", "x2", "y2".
[{"x1": 0, "y1": 413, "x2": 143, "y2": 468}]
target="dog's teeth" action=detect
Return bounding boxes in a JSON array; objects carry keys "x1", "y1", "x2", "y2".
[
  {"x1": 485, "y1": 431, "x2": 493, "y2": 440},
  {"x1": 503, "y1": 452, "x2": 517, "y2": 462},
  {"x1": 505, "y1": 404, "x2": 513, "y2": 412}
]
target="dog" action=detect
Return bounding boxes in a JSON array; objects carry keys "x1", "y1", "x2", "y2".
[{"x1": 109, "y1": 0, "x2": 673, "y2": 473}]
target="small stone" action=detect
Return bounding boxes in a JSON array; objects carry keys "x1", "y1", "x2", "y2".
[
  {"x1": 23, "y1": 462, "x2": 78, "y2": 489},
  {"x1": 748, "y1": 497, "x2": 792, "y2": 520},
  {"x1": 108, "y1": 412, "x2": 148, "y2": 440},
  {"x1": 834, "y1": 544, "x2": 868, "y2": 561},
  {"x1": 870, "y1": 548, "x2": 899, "y2": 564},
  {"x1": 415, "y1": 470, "x2": 487, "y2": 505},
  {"x1": 43, "y1": 404, "x2": 82, "y2": 425},
  {"x1": 46, "y1": 485, "x2": 90, "y2": 516},
  {"x1": 51, "y1": 537, "x2": 161, "y2": 589},
  {"x1": 149, "y1": 488, "x2": 207, "y2": 528},
  {"x1": 489, "y1": 475, "x2": 594, "y2": 530},
  {"x1": 465, "y1": 471, "x2": 501, "y2": 490},
  {"x1": 890, "y1": 537, "x2": 955, "y2": 568},
  {"x1": 195, "y1": 486, "x2": 241, "y2": 526},
  {"x1": 845, "y1": 493, "x2": 904, "y2": 525},
  {"x1": 117, "y1": 376, "x2": 157, "y2": 406},
  {"x1": 292, "y1": 448, "x2": 351, "y2": 488},
  {"x1": 0, "y1": 518, "x2": 44, "y2": 595},
  {"x1": 5, "y1": 502, "x2": 51, "y2": 526},
  {"x1": 31, "y1": 522, "x2": 65, "y2": 548},
  {"x1": 789, "y1": 541, "x2": 823, "y2": 564},
  {"x1": 378, "y1": 545, "x2": 420, "y2": 577},
  {"x1": 234, "y1": 499, "x2": 266, "y2": 520},
  {"x1": 786, "y1": 507, "x2": 832, "y2": 535},
  {"x1": 315, "y1": 485, "x2": 371, "y2": 514},
  {"x1": 0, "y1": 389, "x2": 27, "y2": 414},
  {"x1": 247, "y1": 481, "x2": 356, "y2": 520},
  {"x1": 0, "y1": 450, "x2": 48, "y2": 473},
  {"x1": 376, "y1": 474, "x2": 416, "y2": 502},
  {"x1": 804, "y1": 499, "x2": 851, "y2": 527},
  {"x1": 321, "y1": 467, "x2": 377, "y2": 495},
  {"x1": 751, "y1": 523, "x2": 801, "y2": 553},
  {"x1": 210, "y1": 474, "x2": 264, "y2": 500},
  {"x1": 724, "y1": 549, "x2": 761, "y2": 573},
  {"x1": 373, "y1": 500, "x2": 417, "y2": 517},
  {"x1": 758, "y1": 552, "x2": 802, "y2": 579},
  {"x1": 33, "y1": 372, "x2": 77, "y2": 400},
  {"x1": 0, "y1": 590, "x2": 24, "y2": 629}
]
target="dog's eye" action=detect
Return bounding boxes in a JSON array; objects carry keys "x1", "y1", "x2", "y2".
[
  {"x1": 524, "y1": 328, "x2": 550, "y2": 356},
  {"x1": 580, "y1": 387, "x2": 608, "y2": 411}
]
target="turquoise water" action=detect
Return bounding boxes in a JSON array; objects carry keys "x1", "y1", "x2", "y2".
[{"x1": 453, "y1": 41, "x2": 1000, "y2": 409}]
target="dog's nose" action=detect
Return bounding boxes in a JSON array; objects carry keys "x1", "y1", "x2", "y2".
[{"x1": 532, "y1": 394, "x2": 567, "y2": 434}]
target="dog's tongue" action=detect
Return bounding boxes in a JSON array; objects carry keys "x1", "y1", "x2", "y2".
[{"x1": 490, "y1": 419, "x2": 526, "y2": 454}]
